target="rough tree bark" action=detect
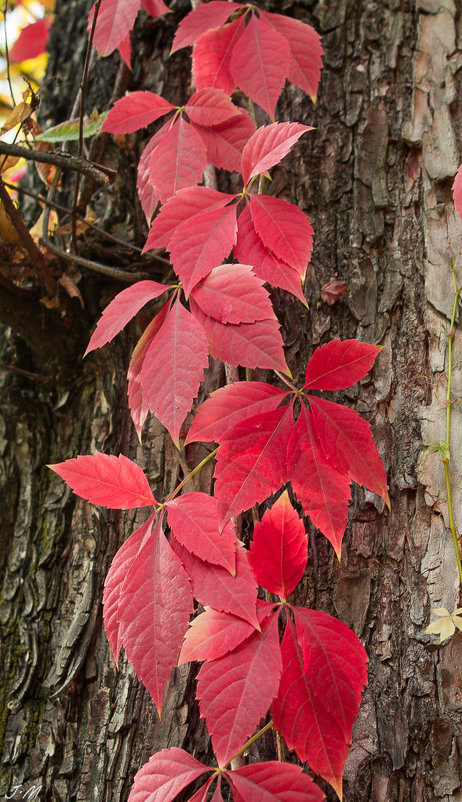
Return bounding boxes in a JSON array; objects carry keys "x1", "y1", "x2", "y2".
[{"x1": 0, "y1": 0, "x2": 461, "y2": 800}]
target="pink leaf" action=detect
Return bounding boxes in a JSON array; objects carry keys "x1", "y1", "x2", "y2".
[
  {"x1": 140, "y1": 298, "x2": 209, "y2": 447},
  {"x1": 118, "y1": 33, "x2": 131, "y2": 67},
  {"x1": 171, "y1": 540, "x2": 259, "y2": 629},
  {"x1": 185, "y1": 87, "x2": 241, "y2": 127},
  {"x1": 119, "y1": 521, "x2": 193, "y2": 712},
  {"x1": 197, "y1": 612, "x2": 281, "y2": 767},
  {"x1": 273, "y1": 610, "x2": 367, "y2": 797},
  {"x1": 249, "y1": 194, "x2": 313, "y2": 276},
  {"x1": 101, "y1": 92, "x2": 175, "y2": 134},
  {"x1": 192, "y1": 109, "x2": 255, "y2": 172},
  {"x1": 128, "y1": 747, "x2": 210, "y2": 802},
  {"x1": 103, "y1": 515, "x2": 155, "y2": 662},
  {"x1": 49, "y1": 453, "x2": 156, "y2": 509},
  {"x1": 168, "y1": 203, "x2": 238, "y2": 295},
  {"x1": 213, "y1": 404, "x2": 294, "y2": 525},
  {"x1": 185, "y1": 381, "x2": 287, "y2": 445},
  {"x1": 145, "y1": 186, "x2": 234, "y2": 251},
  {"x1": 190, "y1": 297, "x2": 289, "y2": 374},
  {"x1": 148, "y1": 115, "x2": 208, "y2": 202},
  {"x1": 179, "y1": 607, "x2": 256, "y2": 665},
  {"x1": 230, "y1": 14, "x2": 290, "y2": 119},
  {"x1": 241, "y1": 122, "x2": 312, "y2": 186},
  {"x1": 453, "y1": 164, "x2": 462, "y2": 220},
  {"x1": 190, "y1": 263, "x2": 275, "y2": 325},
  {"x1": 85, "y1": 280, "x2": 172, "y2": 354},
  {"x1": 127, "y1": 299, "x2": 172, "y2": 439},
  {"x1": 141, "y1": 0, "x2": 170, "y2": 15},
  {"x1": 304, "y1": 339, "x2": 381, "y2": 391},
  {"x1": 89, "y1": 0, "x2": 140, "y2": 56},
  {"x1": 264, "y1": 12, "x2": 323, "y2": 102},
  {"x1": 193, "y1": 17, "x2": 245, "y2": 96},
  {"x1": 9, "y1": 18, "x2": 51, "y2": 62},
  {"x1": 248, "y1": 489, "x2": 307, "y2": 598},
  {"x1": 171, "y1": 1, "x2": 241, "y2": 52},
  {"x1": 137, "y1": 123, "x2": 171, "y2": 220},
  {"x1": 166, "y1": 492, "x2": 236, "y2": 573},
  {"x1": 227, "y1": 762, "x2": 324, "y2": 802},
  {"x1": 309, "y1": 396, "x2": 389, "y2": 505},
  {"x1": 286, "y1": 405, "x2": 350, "y2": 557},
  {"x1": 235, "y1": 205, "x2": 306, "y2": 303}
]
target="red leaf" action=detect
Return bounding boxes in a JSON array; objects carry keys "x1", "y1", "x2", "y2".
[
  {"x1": 85, "y1": 280, "x2": 171, "y2": 354},
  {"x1": 286, "y1": 405, "x2": 350, "y2": 557},
  {"x1": 49, "y1": 453, "x2": 156, "y2": 509},
  {"x1": 273, "y1": 610, "x2": 367, "y2": 797},
  {"x1": 137, "y1": 124, "x2": 170, "y2": 220},
  {"x1": 166, "y1": 492, "x2": 236, "y2": 573},
  {"x1": 145, "y1": 186, "x2": 234, "y2": 251},
  {"x1": 127, "y1": 300, "x2": 171, "y2": 440},
  {"x1": 227, "y1": 762, "x2": 324, "y2": 802},
  {"x1": 101, "y1": 92, "x2": 174, "y2": 134},
  {"x1": 168, "y1": 203, "x2": 238, "y2": 296},
  {"x1": 193, "y1": 16, "x2": 246, "y2": 96},
  {"x1": 192, "y1": 110, "x2": 255, "y2": 172},
  {"x1": 148, "y1": 116, "x2": 208, "y2": 202},
  {"x1": 118, "y1": 521, "x2": 193, "y2": 712},
  {"x1": 249, "y1": 194, "x2": 313, "y2": 276},
  {"x1": 185, "y1": 381, "x2": 287, "y2": 445},
  {"x1": 241, "y1": 122, "x2": 312, "y2": 186},
  {"x1": 234, "y1": 205, "x2": 306, "y2": 303},
  {"x1": 304, "y1": 339, "x2": 381, "y2": 391},
  {"x1": 264, "y1": 12, "x2": 323, "y2": 102},
  {"x1": 248, "y1": 489, "x2": 307, "y2": 598},
  {"x1": 190, "y1": 297, "x2": 289, "y2": 374},
  {"x1": 197, "y1": 613, "x2": 281, "y2": 766},
  {"x1": 320, "y1": 279, "x2": 347, "y2": 305},
  {"x1": 171, "y1": 540, "x2": 259, "y2": 629},
  {"x1": 140, "y1": 298, "x2": 209, "y2": 447},
  {"x1": 179, "y1": 607, "x2": 256, "y2": 665},
  {"x1": 453, "y1": 164, "x2": 462, "y2": 220},
  {"x1": 90, "y1": 0, "x2": 140, "y2": 56},
  {"x1": 103, "y1": 515, "x2": 155, "y2": 662},
  {"x1": 213, "y1": 404, "x2": 294, "y2": 525},
  {"x1": 128, "y1": 747, "x2": 210, "y2": 802},
  {"x1": 309, "y1": 396, "x2": 389, "y2": 504},
  {"x1": 230, "y1": 14, "x2": 290, "y2": 119},
  {"x1": 118, "y1": 33, "x2": 131, "y2": 67},
  {"x1": 10, "y1": 18, "x2": 51, "y2": 62},
  {"x1": 190, "y1": 263, "x2": 275, "y2": 325},
  {"x1": 185, "y1": 87, "x2": 241, "y2": 127},
  {"x1": 171, "y1": 1, "x2": 241, "y2": 52},
  {"x1": 141, "y1": 0, "x2": 170, "y2": 15}
]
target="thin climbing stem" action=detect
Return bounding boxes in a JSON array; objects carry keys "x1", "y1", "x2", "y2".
[
  {"x1": 223, "y1": 720, "x2": 274, "y2": 769},
  {"x1": 443, "y1": 259, "x2": 462, "y2": 586},
  {"x1": 166, "y1": 447, "x2": 219, "y2": 503}
]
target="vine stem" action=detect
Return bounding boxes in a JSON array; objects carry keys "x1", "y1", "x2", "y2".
[
  {"x1": 444, "y1": 259, "x2": 462, "y2": 586},
  {"x1": 166, "y1": 447, "x2": 218, "y2": 503},
  {"x1": 222, "y1": 720, "x2": 274, "y2": 768}
]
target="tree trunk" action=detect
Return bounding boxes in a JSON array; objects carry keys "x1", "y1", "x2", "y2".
[{"x1": 1, "y1": 1, "x2": 461, "y2": 800}]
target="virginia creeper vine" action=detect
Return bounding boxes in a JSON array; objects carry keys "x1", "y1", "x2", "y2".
[{"x1": 48, "y1": 2, "x2": 392, "y2": 800}]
